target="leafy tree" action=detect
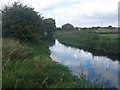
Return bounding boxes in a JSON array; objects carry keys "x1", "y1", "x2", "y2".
[
  {"x1": 2, "y1": 2, "x2": 43, "y2": 41},
  {"x1": 43, "y1": 18, "x2": 57, "y2": 37},
  {"x1": 108, "y1": 25, "x2": 112, "y2": 28},
  {"x1": 62, "y1": 23, "x2": 74, "y2": 30}
]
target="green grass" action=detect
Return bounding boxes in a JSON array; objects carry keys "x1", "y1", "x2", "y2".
[
  {"x1": 2, "y1": 38, "x2": 93, "y2": 88},
  {"x1": 54, "y1": 29, "x2": 118, "y2": 60},
  {"x1": 94, "y1": 28, "x2": 118, "y2": 34},
  {"x1": 54, "y1": 30, "x2": 98, "y2": 48},
  {"x1": 98, "y1": 34, "x2": 118, "y2": 39}
]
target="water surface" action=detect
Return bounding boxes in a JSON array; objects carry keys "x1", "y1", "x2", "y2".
[{"x1": 49, "y1": 39, "x2": 119, "y2": 88}]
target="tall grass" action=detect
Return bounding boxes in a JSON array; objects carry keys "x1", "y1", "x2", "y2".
[
  {"x1": 54, "y1": 29, "x2": 118, "y2": 60},
  {"x1": 2, "y1": 38, "x2": 32, "y2": 88},
  {"x1": 2, "y1": 38, "x2": 92, "y2": 88}
]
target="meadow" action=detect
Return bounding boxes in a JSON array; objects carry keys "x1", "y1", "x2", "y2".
[
  {"x1": 2, "y1": 38, "x2": 94, "y2": 88},
  {"x1": 54, "y1": 28, "x2": 119, "y2": 60},
  {"x1": 2, "y1": 27, "x2": 118, "y2": 88},
  {"x1": 2, "y1": 2, "x2": 118, "y2": 88},
  {"x1": 2, "y1": 29, "x2": 118, "y2": 88}
]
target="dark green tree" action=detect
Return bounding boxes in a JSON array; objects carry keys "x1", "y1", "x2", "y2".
[
  {"x1": 108, "y1": 25, "x2": 112, "y2": 28},
  {"x1": 43, "y1": 18, "x2": 57, "y2": 37},
  {"x1": 2, "y1": 2, "x2": 43, "y2": 41},
  {"x1": 62, "y1": 23, "x2": 74, "y2": 30}
]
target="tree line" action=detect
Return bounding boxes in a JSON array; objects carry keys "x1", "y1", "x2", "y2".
[
  {"x1": 2, "y1": 2, "x2": 57, "y2": 42},
  {"x1": 2, "y1": 2, "x2": 116, "y2": 42}
]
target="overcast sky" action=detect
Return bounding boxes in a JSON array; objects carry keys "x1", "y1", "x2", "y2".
[{"x1": 0, "y1": 0, "x2": 119, "y2": 27}]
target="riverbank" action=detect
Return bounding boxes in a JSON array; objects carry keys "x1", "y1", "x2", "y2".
[
  {"x1": 50, "y1": 39, "x2": 119, "y2": 89},
  {"x1": 54, "y1": 29, "x2": 118, "y2": 60},
  {"x1": 2, "y1": 38, "x2": 93, "y2": 88}
]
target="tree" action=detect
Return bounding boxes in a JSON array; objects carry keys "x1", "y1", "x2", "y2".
[
  {"x1": 2, "y1": 2, "x2": 43, "y2": 41},
  {"x1": 108, "y1": 25, "x2": 112, "y2": 28},
  {"x1": 62, "y1": 23, "x2": 74, "y2": 30},
  {"x1": 43, "y1": 18, "x2": 57, "y2": 37}
]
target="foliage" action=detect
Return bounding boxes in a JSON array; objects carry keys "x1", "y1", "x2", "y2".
[
  {"x1": 42, "y1": 18, "x2": 57, "y2": 39},
  {"x1": 54, "y1": 29, "x2": 118, "y2": 60},
  {"x1": 2, "y1": 38, "x2": 31, "y2": 62},
  {"x1": 2, "y1": 2, "x2": 43, "y2": 41},
  {"x1": 108, "y1": 25, "x2": 112, "y2": 28},
  {"x1": 2, "y1": 2, "x2": 57, "y2": 42},
  {"x1": 43, "y1": 18, "x2": 56, "y2": 33},
  {"x1": 2, "y1": 1, "x2": 111, "y2": 88},
  {"x1": 2, "y1": 38, "x2": 91, "y2": 88},
  {"x1": 62, "y1": 23, "x2": 74, "y2": 30}
]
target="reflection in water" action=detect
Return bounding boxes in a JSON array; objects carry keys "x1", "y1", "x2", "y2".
[{"x1": 49, "y1": 39, "x2": 119, "y2": 88}]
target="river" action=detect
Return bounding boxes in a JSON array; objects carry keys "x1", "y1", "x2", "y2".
[{"x1": 49, "y1": 39, "x2": 119, "y2": 88}]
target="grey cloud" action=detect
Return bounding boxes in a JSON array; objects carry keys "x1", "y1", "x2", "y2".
[
  {"x1": 42, "y1": 4, "x2": 57, "y2": 11},
  {"x1": 83, "y1": 11, "x2": 117, "y2": 22},
  {"x1": 82, "y1": 11, "x2": 117, "y2": 26},
  {"x1": 0, "y1": 0, "x2": 118, "y2": 27},
  {"x1": 60, "y1": 10, "x2": 118, "y2": 27}
]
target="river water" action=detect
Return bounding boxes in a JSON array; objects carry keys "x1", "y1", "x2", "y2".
[{"x1": 49, "y1": 39, "x2": 119, "y2": 88}]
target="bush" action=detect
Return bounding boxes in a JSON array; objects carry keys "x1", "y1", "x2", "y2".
[
  {"x1": 2, "y1": 38, "x2": 32, "y2": 63},
  {"x1": 2, "y1": 2, "x2": 43, "y2": 42}
]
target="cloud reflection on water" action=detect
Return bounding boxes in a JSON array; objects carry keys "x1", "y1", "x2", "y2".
[{"x1": 49, "y1": 39, "x2": 119, "y2": 88}]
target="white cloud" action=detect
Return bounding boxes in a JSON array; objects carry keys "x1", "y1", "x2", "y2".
[
  {"x1": 0, "y1": 0, "x2": 119, "y2": 27},
  {"x1": 47, "y1": 0, "x2": 118, "y2": 27}
]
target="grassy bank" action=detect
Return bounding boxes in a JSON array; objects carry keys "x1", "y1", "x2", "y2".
[
  {"x1": 2, "y1": 38, "x2": 93, "y2": 88},
  {"x1": 54, "y1": 29, "x2": 118, "y2": 60}
]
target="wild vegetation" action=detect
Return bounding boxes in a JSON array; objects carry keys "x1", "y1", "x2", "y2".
[
  {"x1": 3, "y1": 38, "x2": 93, "y2": 88},
  {"x1": 2, "y1": 1, "x2": 118, "y2": 89},
  {"x1": 2, "y1": 2, "x2": 94, "y2": 88},
  {"x1": 2, "y1": 2, "x2": 56, "y2": 42},
  {"x1": 54, "y1": 28, "x2": 119, "y2": 60},
  {"x1": 61, "y1": 23, "x2": 74, "y2": 31}
]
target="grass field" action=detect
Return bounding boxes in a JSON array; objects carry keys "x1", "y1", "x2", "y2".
[
  {"x1": 54, "y1": 29, "x2": 118, "y2": 60},
  {"x1": 2, "y1": 28, "x2": 118, "y2": 88},
  {"x1": 2, "y1": 38, "x2": 94, "y2": 88},
  {"x1": 94, "y1": 28, "x2": 118, "y2": 34},
  {"x1": 99, "y1": 34, "x2": 118, "y2": 39}
]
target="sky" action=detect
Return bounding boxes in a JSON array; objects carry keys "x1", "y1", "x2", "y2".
[{"x1": 0, "y1": 0, "x2": 119, "y2": 27}]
